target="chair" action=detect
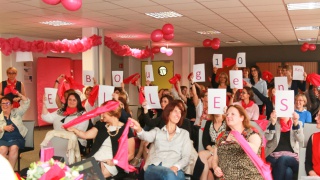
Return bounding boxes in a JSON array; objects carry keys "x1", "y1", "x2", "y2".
[
  {"x1": 303, "y1": 123, "x2": 318, "y2": 147},
  {"x1": 298, "y1": 147, "x2": 307, "y2": 178},
  {"x1": 44, "y1": 137, "x2": 69, "y2": 164},
  {"x1": 17, "y1": 120, "x2": 35, "y2": 172}
]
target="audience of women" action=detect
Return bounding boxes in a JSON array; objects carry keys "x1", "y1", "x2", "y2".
[
  {"x1": 265, "y1": 111, "x2": 304, "y2": 180},
  {"x1": 41, "y1": 92, "x2": 88, "y2": 154},
  {"x1": 0, "y1": 67, "x2": 26, "y2": 109},
  {"x1": 230, "y1": 86, "x2": 260, "y2": 120},
  {"x1": 249, "y1": 65, "x2": 268, "y2": 114},
  {"x1": 67, "y1": 100, "x2": 135, "y2": 178},
  {"x1": 294, "y1": 94, "x2": 312, "y2": 126},
  {"x1": 212, "y1": 105, "x2": 263, "y2": 179},
  {"x1": 0, "y1": 93, "x2": 29, "y2": 168},
  {"x1": 199, "y1": 114, "x2": 226, "y2": 180},
  {"x1": 130, "y1": 100, "x2": 192, "y2": 180},
  {"x1": 305, "y1": 110, "x2": 320, "y2": 176}
]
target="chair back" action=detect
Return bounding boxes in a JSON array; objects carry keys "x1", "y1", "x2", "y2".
[
  {"x1": 304, "y1": 123, "x2": 318, "y2": 147},
  {"x1": 22, "y1": 121, "x2": 35, "y2": 149},
  {"x1": 44, "y1": 137, "x2": 69, "y2": 164},
  {"x1": 250, "y1": 121, "x2": 264, "y2": 137},
  {"x1": 298, "y1": 147, "x2": 307, "y2": 178}
]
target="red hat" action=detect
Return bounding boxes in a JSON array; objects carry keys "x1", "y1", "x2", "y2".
[
  {"x1": 223, "y1": 58, "x2": 236, "y2": 67},
  {"x1": 262, "y1": 71, "x2": 273, "y2": 83},
  {"x1": 306, "y1": 73, "x2": 320, "y2": 87}
]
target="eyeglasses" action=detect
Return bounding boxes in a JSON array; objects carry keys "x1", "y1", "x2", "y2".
[
  {"x1": 7, "y1": 72, "x2": 16, "y2": 75},
  {"x1": 251, "y1": 69, "x2": 257, "y2": 72},
  {"x1": 1, "y1": 102, "x2": 11, "y2": 106},
  {"x1": 241, "y1": 92, "x2": 247, "y2": 94}
]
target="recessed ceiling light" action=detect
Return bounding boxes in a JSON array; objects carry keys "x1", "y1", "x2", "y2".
[
  {"x1": 145, "y1": 11, "x2": 183, "y2": 19},
  {"x1": 117, "y1": 34, "x2": 138, "y2": 38},
  {"x1": 39, "y1": 20, "x2": 74, "y2": 26},
  {"x1": 298, "y1": 38, "x2": 316, "y2": 41},
  {"x1": 295, "y1": 26, "x2": 319, "y2": 30},
  {"x1": 225, "y1": 40, "x2": 241, "y2": 44},
  {"x1": 196, "y1": 30, "x2": 221, "y2": 35},
  {"x1": 287, "y1": 2, "x2": 320, "y2": 10}
]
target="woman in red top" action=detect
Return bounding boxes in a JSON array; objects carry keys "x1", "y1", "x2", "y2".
[
  {"x1": 0, "y1": 67, "x2": 26, "y2": 108},
  {"x1": 305, "y1": 110, "x2": 320, "y2": 176}
]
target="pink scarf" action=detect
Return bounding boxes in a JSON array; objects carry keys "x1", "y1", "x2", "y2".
[{"x1": 231, "y1": 130, "x2": 272, "y2": 180}]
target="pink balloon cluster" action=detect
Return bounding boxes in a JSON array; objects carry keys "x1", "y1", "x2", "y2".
[
  {"x1": 159, "y1": 47, "x2": 173, "y2": 56},
  {"x1": 150, "y1": 24, "x2": 174, "y2": 42},
  {"x1": 202, "y1": 38, "x2": 221, "y2": 50},
  {"x1": 42, "y1": 0, "x2": 82, "y2": 11},
  {"x1": 300, "y1": 42, "x2": 316, "y2": 52}
]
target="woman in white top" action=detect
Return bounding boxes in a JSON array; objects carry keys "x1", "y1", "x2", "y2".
[{"x1": 42, "y1": 92, "x2": 88, "y2": 153}]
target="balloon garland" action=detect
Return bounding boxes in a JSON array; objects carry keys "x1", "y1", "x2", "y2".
[{"x1": 0, "y1": 35, "x2": 156, "y2": 59}]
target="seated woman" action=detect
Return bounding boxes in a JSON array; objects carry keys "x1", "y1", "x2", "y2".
[
  {"x1": 0, "y1": 93, "x2": 30, "y2": 168},
  {"x1": 265, "y1": 110, "x2": 304, "y2": 180},
  {"x1": 67, "y1": 100, "x2": 135, "y2": 178},
  {"x1": 130, "y1": 101, "x2": 192, "y2": 180},
  {"x1": 305, "y1": 110, "x2": 320, "y2": 176},
  {"x1": 41, "y1": 92, "x2": 88, "y2": 154},
  {"x1": 294, "y1": 94, "x2": 312, "y2": 126},
  {"x1": 230, "y1": 87, "x2": 260, "y2": 120},
  {"x1": 212, "y1": 105, "x2": 262, "y2": 179},
  {"x1": 199, "y1": 114, "x2": 226, "y2": 180}
]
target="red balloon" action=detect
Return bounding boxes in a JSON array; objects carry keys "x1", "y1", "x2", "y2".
[
  {"x1": 300, "y1": 46, "x2": 308, "y2": 52},
  {"x1": 302, "y1": 42, "x2": 309, "y2": 49},
  {"x1": 162, "y1": 23, "x2": 174, "y2": 35},
  {"x1": 163, "y1": 33, "x2": 174, "y2": 41},
  {"x1": 61, "y1": 0, "x2": 82, "y2": 11},
  {"x1": 150, "y1": 29, "x2": 163, "y2": 42},
  {"x1": 309, "y1": 44, "x2": 316, "y2": 51},
  {"x1": 152, "y1": 46, "x2": 160, "y2": 54},
  {"x1": 43, "y1": 0, "x2": 61, "y2": 5},
  {"x1": 212, "y1": 38, "x2": 220, "y2": 44},
  {"x1": 211, "y1": 40, "x2": 220, "y2": 50},
  {"x1": 203, "y1": 39, "x2": 211, "y2": 47}
]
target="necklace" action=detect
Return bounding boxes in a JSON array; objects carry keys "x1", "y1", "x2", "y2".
[{"x1": 106, "y1": 123, "x2": 120, "y2": 137}]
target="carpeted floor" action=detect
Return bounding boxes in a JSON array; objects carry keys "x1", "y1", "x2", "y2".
[{"x1": 16, "y1": 125, "x2": 52, "y2": 172}]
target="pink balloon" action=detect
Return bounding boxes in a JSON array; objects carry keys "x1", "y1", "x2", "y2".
[
  {"x1": 162, "y1": 23, "x2": 174, "y2": 35},
  {"x1": 163, "y1": 33, "x2": 174, "y2": 41},
  {"x1": 61, "y1": 0, "x2": 82, "y2": 11},
  {"x1": 160, "y1": 47, "x2": 167, "y2": 53},
  {"x1": 309, "y1": 44, "x2": 316, "y2": 51},
  {"x1": 166, "y1": 48, "x2": 173, "y2": 56},
  {"x1": 43, "y1": 0, "x2": 61, "y2": 5},
  {"x1": 150, "y1": 29, "x2": 163, "y2": 42},
  {"x1": 202, "y1": 39, "x2": 211, "y2": 47}
]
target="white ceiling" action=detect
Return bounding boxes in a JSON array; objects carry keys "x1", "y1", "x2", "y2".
[{"x1": 1, "y1": 0, "x2": 320, "y2": 48}]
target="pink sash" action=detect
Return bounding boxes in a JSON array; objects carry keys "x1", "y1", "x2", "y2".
[{"x1": 231, "y1": 130, "x2": 272, "y2": 180}]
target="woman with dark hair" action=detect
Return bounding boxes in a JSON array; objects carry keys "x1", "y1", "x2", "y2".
[
  {"x1": 130, "y1": 100, "x2": 192, "y2": 180},
  {"x1": 41, "y1": 92, "x2": 88, "y2": 152},
  {"x1": 265, "y1": 110, "x2": 303, "y2": 180},
  {"x1": 67, "y1": 100, "x2": 135, "y2": 178},
  {"x1": 199, "y1": 114, "x2": 226, "y2": 180},
  {"x1": 230, "y1": 87, "x2": 260, "y2": 120},
  {"x1": 249, "y1": 65, "x2": 268, "y2": 114},
  {"x1": 213, "y1": 105, "x2": 263, "y2": 179},
  {"x1": 0, "y1": 92, "x2": 29, "y2": 168}
]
